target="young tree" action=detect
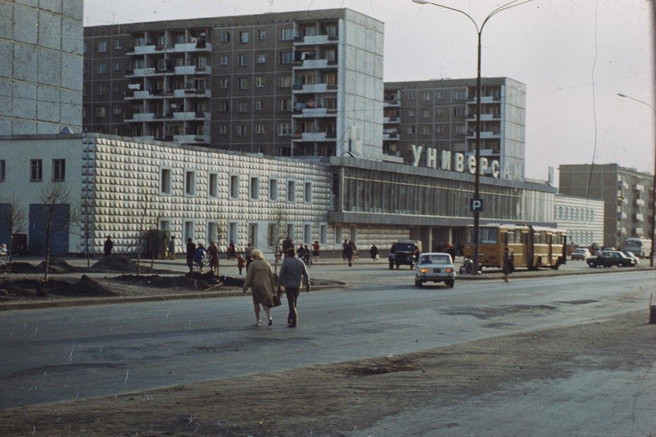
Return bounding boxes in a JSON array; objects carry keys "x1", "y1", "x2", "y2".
[{"x1": 39, "y1": 185, "x2": 78, "y2": 282}]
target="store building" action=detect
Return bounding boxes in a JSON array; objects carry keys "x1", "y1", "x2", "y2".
[
  {"x1": 559, "y1": 164, "x2": 654, "y2": 248},
  {"x1": 554, "y1": 194, "x2": 605, "y2": 248}
]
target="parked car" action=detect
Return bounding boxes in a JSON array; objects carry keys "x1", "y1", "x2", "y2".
[
  {"x1": 571, "y1": 248, "x2": 591, "y2": 261},
  {"x1": 389, "y1": 239, "x2": 420, "y2": 270},
  {"x1": 414, "y1": 252, "x2": 456, "y2": 287},
  {"x1": 622, "y1": 251, "x2": 640, "y2": 265},
  {"x1": 586, "y1": 251, "x2": 637, "y2": 268}
]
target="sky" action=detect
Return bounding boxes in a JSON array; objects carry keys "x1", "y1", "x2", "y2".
[{"x1": 83, "y1": 0, "x2": 655, "y2": 181}]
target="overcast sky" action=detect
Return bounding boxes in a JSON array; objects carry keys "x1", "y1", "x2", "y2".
[{"x1": 84, "y1": 0, "x2": 655, "y2": 181}]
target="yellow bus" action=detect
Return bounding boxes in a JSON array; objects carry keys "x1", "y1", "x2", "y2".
[{"x1": 464, "y1": 224, "x2": 567, "y2": 271}]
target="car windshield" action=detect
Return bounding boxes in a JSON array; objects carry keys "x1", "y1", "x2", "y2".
[
  {"x1": 420, "y1": 254, "x2": 450, "y2": 264},
  {"x1": 395, "y1": 243, "x2": 415, "y2": 252}
]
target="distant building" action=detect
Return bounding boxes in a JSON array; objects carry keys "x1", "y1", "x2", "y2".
[
  {"x1": 0, "y1": 0, "x2": 84, "y2": 135},
  {"x1": 554, "y1": 194, "x2": 605, "y2": 248},
  {"x1": 559, "y1": 164, "x2": 654, "y2": 248},
  {"x1": 383, "y1": 77, "x2": 526, "y2": 181},
  {"x1": 82, "y1": 9, "x2": 385, "y2": 160}
]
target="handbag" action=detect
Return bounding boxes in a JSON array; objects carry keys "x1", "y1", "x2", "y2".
[{"x1": 272, "y1": 293, "x2": 282, "y2": 307}]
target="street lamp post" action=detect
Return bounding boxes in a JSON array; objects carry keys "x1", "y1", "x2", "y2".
[
  {"x1": 616, "y1": 93, "x2": 656, "y2": 267},
  {"x1": 412, "y1": 0, "x2": 534, "y2": 272}
]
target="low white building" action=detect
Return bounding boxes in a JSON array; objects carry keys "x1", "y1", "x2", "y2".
[{"x1": 554, "y1": 194, "x2": 605, "y2": 248}]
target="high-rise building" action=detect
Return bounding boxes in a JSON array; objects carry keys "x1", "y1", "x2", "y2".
[
  {"x1": 0, "y1": 0, "x2": 83, "y2": 135},
  {"x1": 383, "y1": 77, "x2": 526, "y2": 180},
  {"x1": 83, "y1": 9, "x2": 385, "y2": 159},
  {"x1": 559, "y1": 163, "x2": 654, "y2": 248}
]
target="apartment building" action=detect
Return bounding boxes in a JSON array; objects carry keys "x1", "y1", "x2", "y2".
[
  {"x1": 383, "y1": 77, "x2": 526, "y2": 181},
  {"x1": 0, "y1": 0, "x2": 84, "y2": 135},
  {"x1": 83, "y1": 9, "x2": 384, "y2": 159},
  {"x1": 559, "y1": 164, "x2": 654, "y2": 248}
]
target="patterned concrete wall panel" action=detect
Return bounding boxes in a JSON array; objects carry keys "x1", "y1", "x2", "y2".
[
  {"x1": 13, "y1": 44, "x2": 38, "y2": 82},
  {"x1": 0, "y1": 2, "x2": 13, "y2": 40},
  {"x1": 37, "y1": 85, "x2": 60, "y2": 122},
  {"x1": 0, "y1": 81, "x2": 11, "y2": 118},
  {"x1": 39, "y1": 0, "x2": 62, "y2": 14},
  {"x1": 62, "y1": 0, "x2": 83, "y2": 20},
  {"x1": 38, "y1": 10, "x2": 62, "y2": 50},
  {"x1": 13, "y1": 4, "x2": 38, "y2": 45}
]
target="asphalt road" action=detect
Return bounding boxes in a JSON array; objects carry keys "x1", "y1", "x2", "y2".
[{"x1": 0, "y1": 262, "x2": 654, "y2": 411}]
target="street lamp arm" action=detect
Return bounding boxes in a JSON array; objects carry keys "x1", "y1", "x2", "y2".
[
  {"x1": 617, "y1": 93, "x2": 656, "y2": 113},
  {"x1": 484, "y1": 0, "x2": 536, "y2": 30},
  {"x1": 411, "y1": 0, "x2": 479, "y2": 32}
]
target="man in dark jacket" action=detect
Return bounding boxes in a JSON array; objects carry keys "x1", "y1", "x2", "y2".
[
  {"x1": 186, "y1": 238, "x2": 196, "y2": 273},
  {"x1": 103, "y1": 236, "x2": 114, "y2": 256},
  {"x1": 278, "y1": 248, "x2": 310, "y2": 328}
]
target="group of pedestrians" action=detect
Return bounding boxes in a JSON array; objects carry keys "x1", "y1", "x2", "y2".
[{"x1": 242, "y1": 247, "x2": 310, "y2": 328}]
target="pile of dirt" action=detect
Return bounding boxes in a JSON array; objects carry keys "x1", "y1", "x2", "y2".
[
  {"x1": 2, "y1": 262, "x2": 43, "y2": 274},
  {"x1": 113, "y1": 272, "x2": 239, "y2": 290},
  {"x1": 0, "y1": 275, "x2": 117, "y2": 299},
  {"x1": 37, "y1": 258, "x2": 79, "y2": 273},
  {"x1": 89, "y1": 255, "x2": 162, "y2": 274}
]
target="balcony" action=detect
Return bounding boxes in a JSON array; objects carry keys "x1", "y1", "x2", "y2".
[
  {"x1": 132, "y1": 113, "x2": 155, "y2": 122},
  {"x1": 465, "y1": 130, "x2": 501, "y2": 139},
  {"x1": 294, "y1": 34, "x2": 338, "y2": 46},
  {"x1": 466, "y1": 113, "x2": 499, "y2": 121},
  {"x1": 292, "y1": 83, "x2": 337, "y2": 94},
  {"x1": 172, "y1": 88, "x2": 211, "y2": 98},
  {"x1": 292, "y1": 107, "x2": 337, "y2": 118},
  {"x1": 173, "y1": 65, "x2": 211, "y2": 75},
  {"x1": 383, "y1": 99, "x2": 401, "y2": 108},
  {"x1": 171, "y1": 42, "x2": 212, "y2": 53},
  {"x1": 467, "y1": 95, "x2": 499, "y2": 104},
  {"x1": 383, "y1": 133, "x2": 398, "y2": 141},
  {"x1": 127, "y1": 44, "x2": 157, "y2": 56},
  {"x1": 174, "y1": 134, "x2": 210, "y2": 144},
  {"x1": 292, "y1": 132, "x2": 335, "y2": 142},
  {"x1": 383, "y1": 116, "x2": 401, "y2": 124},
  {"x1": 634, "y1": 184, "x2": 645, "y2": 192},
  {"x1": 293, "y1": 59, "x2": 337, "y2": 70}
]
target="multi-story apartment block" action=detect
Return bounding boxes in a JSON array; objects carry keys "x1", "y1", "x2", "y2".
[
  {"x1": 383, "y1": 77, "x2": 526, "y2": 181},
  {"x1": 83, "y1": 9, "x2": 384, "y2": 159},
  {"x1": 0, "y1": 0, "x2": 83, "y2": 135},
  {"x1": 559, "y1": 164, "x2": 655, "y2": 248}
]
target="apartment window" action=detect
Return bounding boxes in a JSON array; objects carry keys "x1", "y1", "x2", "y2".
[
  {"x1": 280, "y1": 28, "x2": 294, "y2": 41},
  {"x1": 184, "y1": 170, "x2": 196, "y2": 196},
  {"x1": 407, "y1": 91, "x2": 415, "y2": 100},
  {"x1": 422, "y1": 109, "x2": 430, "y2": 118},
  {"x1": 255, "y1": 100, "x2": 264, "y2": 111},
  {"x1": 257, "y1": 53, "x2": 267, "y2": 64},
  {"x1": 287, "y1": 180, "x2": 296, "y2": 202},
  {"x1": 435, "y1": 91, "x2": 443, "y2": 99},
  {"x1": 278, "y1": 122, "x2": 291, "y2": 136},
  {"x1": 238, "y1": 101, "x2": 249, "y2": 113},
  {"x1": 267, "y1": 224, "x2": 276, "y2": 247},
  {"x1": 220, "y1": 55, "x2": 229, "y2": 65},
  {"x1": 278, "y1": 75, "x2": 292, "y2": 88},
  {"x1": 406, "y1": 109, "x2": 415, "y2": 117},
  {"x1": 208, "y1": 172, "x2": 218, "y2": 198},
  {"x1": 238, "y1": 78, "x2": 248, "y2": 90},
  {"x1": 453, "y1": 107, "x2": 466, "y2": 117},
  {"x1": 96, "y1": 106, "x2": 107, "y2": 118},
  {"x1": 279, "y1": 98, "x2": 291, "y2": 111},
  {"x1": 420, "y1": 126, "x2": 429, "y2": 135},
  {"x1": 406, "y1": 126, "x2": 415, "y2": 134},
  {"x1": 230, "y1": 175, "x2": 239, "y2": 199},
  {"x1": 219, "y1": 124, "x2": 228, "y2": 134},
  {"x1": 239, "y1": 31, "x2": 249, "y2": 43},
  {"x1": 207, "y1": 222, "x2": 218, "y2": 244},
  {"x1": 30, "y1": 159, "x2": 42, "y2": 182},
  {"x1": 248, "y1": 223, "x2": 258, "y2": 247},
  {"x1": 250, "y1": 177, "x2": 259, "y2": 200},
  {"x1": 304, "y1": 181, "x2": 312, "y2": 203},
  {"x1": 0, "y1": 160, "x2": 5, "y2": 182},
  {"x1": 184, "y1": 221, "x2": 195, "y2": 244},
  {"x1": 97, "y1": 63, "x2": 107, "y2": 74},
  {"x1": 454, "y1": 90, "x2": 467, "y2": 100},
  {"x1": 220, "y1": 31, "x2": 230, "y2": 42},
  {"x1": 435, "y1": 126, "x2": 444, "y2": 134},
  {"x1": 304, "y1": 224, "x2": 312, "y2": 244},
  {"x1": 239, "y1": 54, "x2": 249, "y2": 67},
  {"x1": 279, "y1": 51, "x2": 293, "y2": 64},
  {"x1": 96, "y1": 84, "x2": 107, "y2": 96},
  {"x1": 51, "y1": 159, "x2": 66, "y2": 182},
  {"x1": 320, "y1": 224, "x2": 327, "y2": 245},
  {"x1": 97, "y1": 40, "x2": 107, "y2": 52},
  {"x1": 255, "y1": 123, "x2": 265, "y2": 134},
  {"x1": 113, "y1": 61, "x2": 122, "y2": 71},
  {"x1": 160, "y1": 168, "x2": 172, "y2": 194},
  {"x1": 287, "y1": 224, "x2": 294, "y2": 239},
  {"x1": 256, "y1": 77, "x2": 265, "y2": 87},
  {"x1": 219, "y1": 101, "x2": 229, "y2": 112},
  {"x1": 219, "y1": 78, "x2": 229, "y2": 88},
  {"x1": 335, "y1": 225, "x2": 342, "y2": 244},
  {"x1": 236, "y1": 124, "x2": 247, "y2": 136},
  {"x1": 269, "y1": 178, "x2": 278, "y2": 201},
  {"x1": 114, "y1": 39, "x2": 122, "y2": 49},
  {"x1": 258, "y1": 29, "x2": 266, "y2": 40},
  {"x1": 112, "y1": 105, "x2": 122, "y2": 115},
  {"x1": 83, "y1": 41, "x2": 88, "y2": 54},
  {"x1": 422, "y1": 92, "x2": 430, "y2": 101},
  {"x1": 453, "y1": 125, "x2": 466, "y2": 134}
]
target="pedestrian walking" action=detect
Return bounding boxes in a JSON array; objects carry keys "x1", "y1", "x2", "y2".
[
  {"x1": 278, "y1": 248, "x2": 310, "y2": 328},
  {"x1": 242, "y1": 249, "x2": 276, "y2": 327},
  {"x1": 227, "y1": 240, "x2": 236, "y2": 260},
  {"x1": 344, "y1": 240, "x2": 354, "y2": 267},
  {"x1": 312, "y1": 240, "x2": 320, "y2": 263},
  {"x1": 237, "y1": 254, "x2": 245, "y2": 275},
  {"x1": 104, "y1": 236, "x2": 114, "y2": 256},
  {"x1": 208, "y1": 241, "x2": 219, "y2": 275},
  {"x1": 160, "y1": 236, "x2": 168, "y2": 259},
  {"x1": 168, "y1": 236, "x2": 176, "y2": 260},
  {"x1": 342, "y1": 239, "x2": 348, "y2": 260},
  {"x1": 194, "y1": 243, "x2": 207, "y2": 273},
  {"x1": 370, "y1": 244, "x2": 379, "y2": 262},
  {"x1": 244, "y1": 242, "x2": 254, "y2": 271},
  {"x1": 186, "y1": 238, "x2": 196, "y2": 273},
  {"x1": 502, "y1": 246, "x2": 514, "y2": 282}
]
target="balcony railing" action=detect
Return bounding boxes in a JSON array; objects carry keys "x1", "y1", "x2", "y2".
[{"x1": 293, "y1": 34, "x2": 338, "y2": 46}]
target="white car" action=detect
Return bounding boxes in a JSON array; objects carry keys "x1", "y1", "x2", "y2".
[
  {"x1": 414, "y1": 252, "x2": 456, "y2": 288},
  {"x1": 571, "y1": 248, "x2": 591, "y2": 261}
]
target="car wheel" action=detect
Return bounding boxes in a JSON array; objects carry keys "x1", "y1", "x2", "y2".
[
  {"x1": 459, "y1": 266, "x2": 466, "y2": 275},
  {"x1": 415, "y1": 279, "x2": 422, "y2": 287},
  {"x1": 409, "y1": 263, "x2": 414, "y2": 270},
  {"x1": 396, "y1": 264, "x2": 400, "y2": 269},
  {"x1": 445, "y1": 279, "x2": 454, "y2": 288},
  {"x1": 389, "y1": 262, "x2": 393, "y2": 270},
  {"x1": 588, "y1": 262, "x2": 596, "y2": 268}
]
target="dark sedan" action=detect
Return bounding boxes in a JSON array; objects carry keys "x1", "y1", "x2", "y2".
[{"x1": 586, "y1": 251, "x2": 637, "y2": 268}]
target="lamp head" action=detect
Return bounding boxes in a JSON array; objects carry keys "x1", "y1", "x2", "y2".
[
  {"x1": 617, "y1": 93, "x2": 627, "y2": 98},
  {"x1": 412, "y1": 0, "x2": 430, "y2": 4}
]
